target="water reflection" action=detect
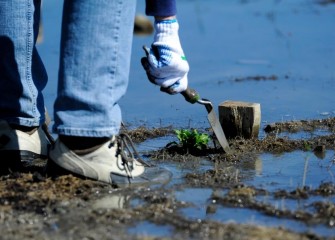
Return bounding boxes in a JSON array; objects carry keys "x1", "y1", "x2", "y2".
[
  {"x1": 92, "y1": 194, "x2": 130, "y2": 210},
  {"x1": 128, "y1": 221, "x2": 173, "y2": 238},
  {"x1": 243, "y1": 151, "x2": 335, "y2": 191}
]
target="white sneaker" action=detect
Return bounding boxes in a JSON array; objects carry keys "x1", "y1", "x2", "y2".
[
  {"x1": 0, "y1": 120, "x2": 50, "y2": 163},
  {"x1": 49, "y1": 134, "x2": 172, "y2": 187}
]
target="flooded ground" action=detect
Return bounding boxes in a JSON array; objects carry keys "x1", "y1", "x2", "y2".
[
  {"x1": 1, "y1": 0, "x2": 335, "y2": 239},
  {"x1": 1, "y1": 119, "x2": 334, "y2": 239}
]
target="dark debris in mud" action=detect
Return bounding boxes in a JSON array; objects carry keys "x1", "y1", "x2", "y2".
[
  {"x1": 1, "y1": 118, "x2": 335, "y2": 239},
  {"x1": 233, "y1": 74, "x2": 279, "y2": 82},
  {"x1": 318, "y1": 0, "x2": 335, "y2": 5},
  {"x1": 264, "y1": 118, "x2": 335, "y2": 134},
  {"x1": 121, "y1": 125, "x2": 173, "y2": 143}
]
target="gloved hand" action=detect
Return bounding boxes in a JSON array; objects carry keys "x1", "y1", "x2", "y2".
[{"x1": 141, "y1": 19, "x2": 189, "y2": 94}]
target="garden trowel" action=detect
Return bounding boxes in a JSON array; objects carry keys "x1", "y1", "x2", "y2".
[
  {"x1": 140, "y1": 46, "x2": 230, "y2": 153},
  {"x1": 181, "y1": 88, "x2": 231, "y2": 153}
]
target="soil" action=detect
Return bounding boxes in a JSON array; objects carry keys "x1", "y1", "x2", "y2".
[{"x1": 0, "y1": 118, "x2": 335, "y2": 240}]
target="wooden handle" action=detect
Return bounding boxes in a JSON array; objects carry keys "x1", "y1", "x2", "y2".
[{"x1": 181, "y1": 87, "x2": 200, "y2": 104}]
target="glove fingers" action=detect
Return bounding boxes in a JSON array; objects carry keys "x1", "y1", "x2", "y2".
[
  {"x1": 160, "y1": 75, "x2": 188, "y2": 95},
  {"x1": 155, "y1": 75, "x2": 180, "y2": 88},
  {"x1": 143, "y1": 54, "x2": 188, "y2": 90},
  {"x1": 147, "y1": 51, "x2": 189, "y2": 72},
  {"x1": 169, "y1": 75, "x2": 188, "y2": 93}
]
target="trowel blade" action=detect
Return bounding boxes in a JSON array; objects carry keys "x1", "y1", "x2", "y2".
[{"x1": 207, "y1": 107, "x2": 231, "y2": 153}]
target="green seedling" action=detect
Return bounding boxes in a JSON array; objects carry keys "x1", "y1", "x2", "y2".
[
  {"x1": 170, "y1": 129, "x2": 210, "y2": 152},
  {"x1": 303, "y1": 141, "x2": 312, "y2": 151}
]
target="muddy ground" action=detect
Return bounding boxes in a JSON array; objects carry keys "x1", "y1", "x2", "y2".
[{"x1": 0, "y1": 118, "x2": 334, "y2": 240}]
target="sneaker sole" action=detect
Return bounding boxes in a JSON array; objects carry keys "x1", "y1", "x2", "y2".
[
  {"x1": 47, "y1": 156, "x2": 172, "y2": 188},
  {"x1": 0, "y1": 150, "x2": 48, "y2": 174}
]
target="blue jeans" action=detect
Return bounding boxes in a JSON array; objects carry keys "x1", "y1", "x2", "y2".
[
  {"x1": 0, "y1": 0, "x2": 47, "y2": 127},
  {"x1": 0, "y1": 0, "x2": 136, "y2": 137}
]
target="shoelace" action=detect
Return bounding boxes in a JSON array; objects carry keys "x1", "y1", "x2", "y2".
[{"x1": 109, "y1": 133, "x2": 151, "y2": 178}]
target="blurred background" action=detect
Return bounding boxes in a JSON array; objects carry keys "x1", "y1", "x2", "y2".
[{"x1": 37, "y1": 0, "x2": 335, "y2": 131}]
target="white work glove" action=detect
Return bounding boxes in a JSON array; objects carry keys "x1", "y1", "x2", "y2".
[{"x1": 141, "y1": 19, "x2": 189, "y2": 94}]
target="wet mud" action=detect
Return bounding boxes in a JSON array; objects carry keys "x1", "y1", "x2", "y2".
[{"x1": 0, "y1": 118, "x2": 334, "y2": 239}]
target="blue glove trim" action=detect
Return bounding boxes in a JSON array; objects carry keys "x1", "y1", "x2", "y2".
[{"x1": 155, "y1": 19, "x2": 177, "y2": 24}]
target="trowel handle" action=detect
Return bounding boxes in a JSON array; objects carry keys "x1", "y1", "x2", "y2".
[{"x1": 181, "y1": 87, "x2": 200, "y2": 104}]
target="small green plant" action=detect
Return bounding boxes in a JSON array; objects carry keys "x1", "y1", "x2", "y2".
[
  {"x1": 173, "y1": 129, "x2": 210, "y2": 151},
  {"x1": 303, "y1": 141, "x2": 312, "y2": 151}
]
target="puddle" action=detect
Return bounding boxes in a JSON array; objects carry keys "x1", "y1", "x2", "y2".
[
  {"x1": 176, "y1": 190, "x2": 335, "y2": 237},
  {"x1": 277, "y1": 129, "x2": 332, "y2": 140},
  {"x1": 242, "y1": 151, "x2": 335, "y2": 191},
  {"x1": 208, "y1": 207, "x2": 335, "y2": 237},
  {"x1": 136, "y1": 135, "x2": 174, "y2": 153},
  {"x1": 169, "y1": 150, "x2": 335, "y2": 237},
  {"x1": 138, "y1": 136, "x2": 214, "y2": 186},
  {"x1": 175, "y1": 188, "x2": 214, "y2": 220}
]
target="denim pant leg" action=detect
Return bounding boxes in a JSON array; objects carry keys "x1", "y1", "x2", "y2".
[
  {"x1": 0, "y1": 0, "x2": 47, "y2": 126},
  {"x1": 53, "y1": 0, "x2": 136, "y2": 137}
]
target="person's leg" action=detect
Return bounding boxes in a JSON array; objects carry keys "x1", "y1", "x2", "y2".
[
  {"x1": 50, "y1": 0, "x2": 172, "y2": 186},
  {"x1": 0, "y1": 0, "x2": 49, "y2": 166},
  {"x1": 0, "y1": 0, "x2": 47, "y2": 126},
  {"x1": 54, "y1": 0, "x2": 135, "y2": 138}
]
